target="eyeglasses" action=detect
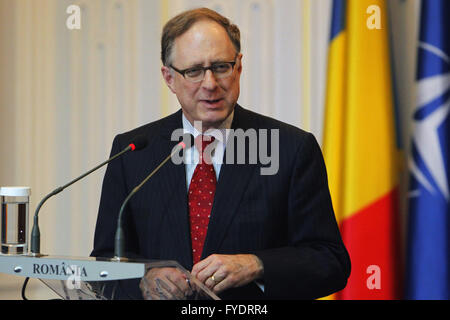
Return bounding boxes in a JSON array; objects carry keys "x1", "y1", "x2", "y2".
[{"x1": 170, "y1": 58, "x2": 237, "y2": 83}]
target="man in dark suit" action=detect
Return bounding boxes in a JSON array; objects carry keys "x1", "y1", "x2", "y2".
[{"x1": 91, "y1": 7, "x2": 350, "y2": 300}]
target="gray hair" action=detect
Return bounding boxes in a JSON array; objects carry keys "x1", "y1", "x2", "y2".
[{"x1": 161, "y1": 7, "x2": 241, "y2": 66}]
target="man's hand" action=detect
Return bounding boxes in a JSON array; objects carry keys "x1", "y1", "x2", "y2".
[
  {"x1": 191, "y1": 254, "x2": 264, "y2": 294},
  {"x1": 139, "y1": 267, "x2": 193, "y2": 300}
]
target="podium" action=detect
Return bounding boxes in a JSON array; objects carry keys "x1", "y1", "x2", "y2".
[{"x1": 0, "y1": 254, "x2": 220, "y2": 300}]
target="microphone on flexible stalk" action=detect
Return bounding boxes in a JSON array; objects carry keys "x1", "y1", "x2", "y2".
[
  {"x1": 30, "y1": 135, "x2": 148, "y2": 256},
  {"x1": 113, "y1": 134, "x2": 193, "y2": 261}
]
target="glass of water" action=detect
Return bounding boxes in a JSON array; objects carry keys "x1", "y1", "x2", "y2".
[{"x1": 0, "y1": 187, "x2": 31, "y2": 255}]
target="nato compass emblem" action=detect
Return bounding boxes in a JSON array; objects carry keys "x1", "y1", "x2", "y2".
[{"x1": 409, "y1": 41, "x2": 450, "y2": 201}]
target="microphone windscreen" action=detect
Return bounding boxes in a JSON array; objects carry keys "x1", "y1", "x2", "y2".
[
  {"x1": 130, "y1": 135, "x2": 148, "y2": 151},
  {"x1": 180, "y1": 133, "x2": 194, "y2": 148}
]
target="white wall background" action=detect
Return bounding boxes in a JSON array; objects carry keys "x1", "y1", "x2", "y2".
[{"x1": 0, "y1": 0, "x2": 420, "y2": 299}]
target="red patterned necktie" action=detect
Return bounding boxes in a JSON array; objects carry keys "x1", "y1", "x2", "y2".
[{"x1": 188, "y1": 135, "x2": 217, "y2": 264}]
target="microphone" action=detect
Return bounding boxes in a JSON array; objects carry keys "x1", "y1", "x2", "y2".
[
  {"x1": 113, "y1": 134, "x2": 193, "y2": 260},
  {"x1": 30, "y1": 135, "x2": 148, "y2": 256}
]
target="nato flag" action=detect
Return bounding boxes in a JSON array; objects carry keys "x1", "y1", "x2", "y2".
[{"x1": 406, "y1": 0, "x2": 450, "y2": 300}]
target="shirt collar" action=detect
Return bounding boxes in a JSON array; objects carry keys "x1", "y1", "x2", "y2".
[{"x1": 182, "y1": 110, "x2": 234, "y2": 145}]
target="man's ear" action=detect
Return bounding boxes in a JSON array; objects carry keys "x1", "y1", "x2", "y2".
[
  {"x1": 161, "y1": 66, "x2": 176, "y2": 94},
  {"x1": 236, "y1": 53, "x2": 243, "y2": 75}
]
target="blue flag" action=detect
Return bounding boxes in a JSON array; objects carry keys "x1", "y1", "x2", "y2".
[{"x1": 406, "y1": 0, "x2": 450, "y2": 300}]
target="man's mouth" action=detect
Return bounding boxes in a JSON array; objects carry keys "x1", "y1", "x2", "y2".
[{"x1": 201, "y1": 98, "x2": 223, "y2": 106}]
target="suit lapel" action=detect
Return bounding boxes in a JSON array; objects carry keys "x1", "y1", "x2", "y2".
[
  {"x1": 202, "y1": 106, "x2": 257, "y2": 257},
  {"x1": 156, "y1": 110, "x2": 192, "y2": 267}
]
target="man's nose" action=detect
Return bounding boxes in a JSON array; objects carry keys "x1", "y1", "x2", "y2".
[{"x1": 201, "y1": 69, "x2": 218, "y2": 90}]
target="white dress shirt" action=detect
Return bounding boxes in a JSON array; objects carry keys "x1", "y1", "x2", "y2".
[
  {"x1": 182, "y1": 111, "x2": 234, "y2": 189},
  {"x1": 182, "y1": 111, "x2": 265, "y2": 292}
]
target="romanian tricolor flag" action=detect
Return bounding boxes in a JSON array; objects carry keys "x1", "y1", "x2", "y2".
[{"x1": 323, "y1": 0, "x2": 401, "y2": 299}]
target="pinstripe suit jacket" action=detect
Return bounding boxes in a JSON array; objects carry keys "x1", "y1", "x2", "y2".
[{"x1": 91, "y1": 105, "x2": 350, "y2": 299}]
